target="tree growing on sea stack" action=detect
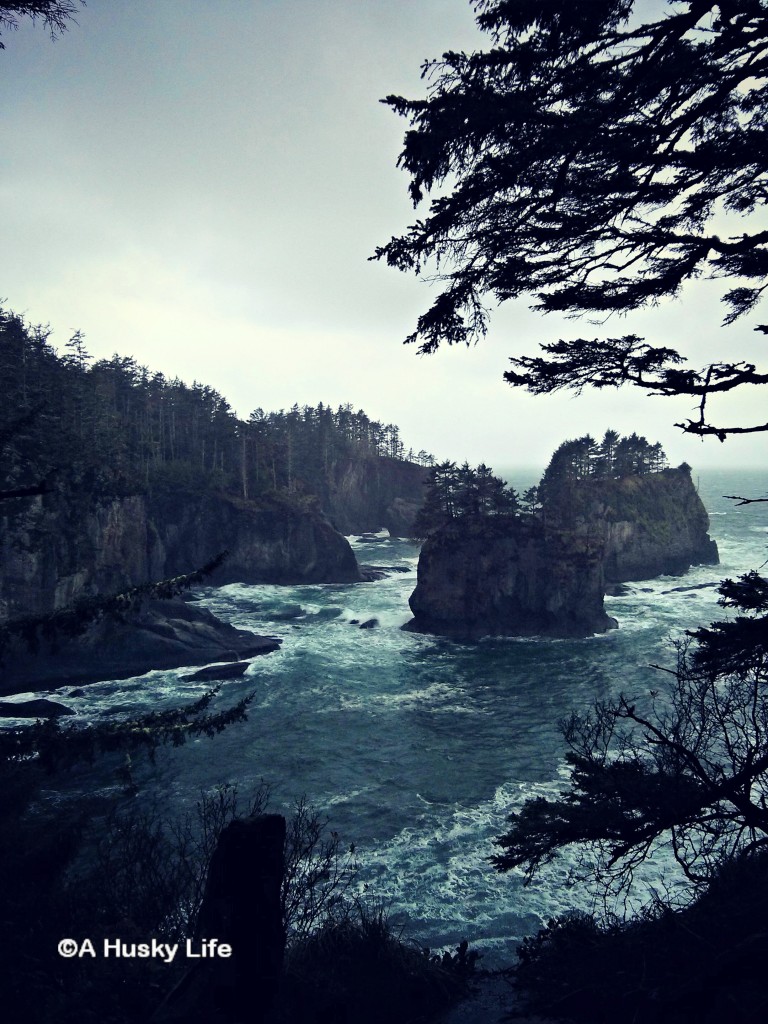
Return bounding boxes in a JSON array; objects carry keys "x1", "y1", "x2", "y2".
[
  {"x1": 376, "y1": 0, "x2": 768, "y2": 440},
  {"x1": 413, "y1": 460, "x2": 518, "y2": 536}
]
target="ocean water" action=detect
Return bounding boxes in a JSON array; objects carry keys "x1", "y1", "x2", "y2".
[{"x1": 22, "y1": 468, "x2": 768, "y2": 964}]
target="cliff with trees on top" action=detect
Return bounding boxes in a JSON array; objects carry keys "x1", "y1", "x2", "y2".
[{"x1": 0, "y1": 309, "x2": 427, "y2": 690}]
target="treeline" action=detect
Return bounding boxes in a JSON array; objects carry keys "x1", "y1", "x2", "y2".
[
  {"x1": 414, "y1": 461, "x2": 525, "y2": 536},
  {"x1": 0, "y1": 309, "x2": 427, "y2": 504},
  {"x1": 414, "y1": 431, "x2": 672, "y2": 537},
  {"x1": 541, "y1": 430, "x2": 669, "y2": 493}
]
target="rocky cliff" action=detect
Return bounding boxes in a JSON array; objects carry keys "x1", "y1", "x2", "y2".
[
  {"x1": 320, "y1": 456, "x2": 427, "y2": 536},
  {"x1": 408, "y1": 515, "x2": 616, "y2": 638},
  {"x1": 149, "y1": 491, "x2": 361, "y2": 586},
  {"x1": 585, "y1": 467, "x2": 719, "y2": 582},
  {"x1": 407, "y1": 465, "x2": 718, "y2": 638},
  {"x1": 0, "y1": 485, "x2": 360, "y2": 626}
]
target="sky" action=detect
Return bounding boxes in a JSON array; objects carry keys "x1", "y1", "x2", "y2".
[{"x1": 1, "y1": 0, "x2": 766, "y2": 472}]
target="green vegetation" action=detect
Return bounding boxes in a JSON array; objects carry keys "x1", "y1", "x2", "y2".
[
  {"x1": 0, "y1": 308, "x2": 427, "y2": 513},
  {"x1": 514, "y1": 852, "x2": 768, "y2": 1024},
  {"x1": 541, "y1": 431, "x2": 668, "y2": 490},
  {"x1": 0, "y1": 717, "x2": 473, "y2": 1023},
  {"x1": 495, "y1": 570, "x2": 768, "y2": 1020},
  {"x1": 275, "y1": 905, "x2": 475, "y2": 1024},
  {"x1": 413, "y1": 460, "x2": 518, "y2": 536},
  {"x1": 415, "y1": 431, "x2": 672, "y2": 538}
]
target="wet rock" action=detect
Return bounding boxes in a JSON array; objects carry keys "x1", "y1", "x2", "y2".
[
  {"x1": 360, "y1": 565, "x2": 410, "y2": 581},
  {"x1": 408, "y1": 515, "x2": 615, "y2": 639},
  {"x1": 0, "y1": 698, "x2": 76, "y2": 718},
  {"x1": 359, "y1": 618, "x2": 379, "y2": 629},
  {"x1": 1, "y1": 598, "x2": 281, "y2": 696},
  {"x1": 662, "y1": 582, "x2": 720, "y2": 594},
  {"x1": 270, "y1": 604, "x2": 304, "y2": 621},
  {"x1": 181, "y1": 661, "x2": 251, "y2": 682}
]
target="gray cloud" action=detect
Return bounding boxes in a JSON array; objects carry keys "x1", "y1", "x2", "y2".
[{"x1": 1, "y1": 0, "x2": 765, "y2": 471}]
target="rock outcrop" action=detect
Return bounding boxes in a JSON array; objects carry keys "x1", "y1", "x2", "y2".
[
  {"x1": 149, "y1": 492, "x2": 361, "y2": 586},
  {"x1": 321, "y1": 456, "x2": 427, "y2": 536},
  {"x1": 1, "y1": 597, "x2": 281, "y2": 695},
  {"x1": 407, "y1": 515, "x2": 616, "y2": 638},
  {"x1": 595, "y1": 468, "x2": 719, "y2": 582},
  {"x1": 407, "y1": 466, "x2": 718, "y2": 638},
  {"x1": 0, "y1": 487, "x2": 360, "y2": 626}
]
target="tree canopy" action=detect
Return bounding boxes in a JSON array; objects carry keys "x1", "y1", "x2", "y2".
[
  {"x1": 413, "y1": 460, "x2": 518, "y2": 536},
  {"x1": 0, "y1": 1, "x2": 84, "y2": 47},
  {"x1": 492, "y1": 572, "x2": 768, "y2": 899},
  {"x1": 0, "y1": 309, "x2": 424, "y2": 512},
  {"x1": 540, "y1": 431, "x2": 669, "y2": 491},
  {"x1": 376, "y1": 0, "x2": 768, "y2": 439}
]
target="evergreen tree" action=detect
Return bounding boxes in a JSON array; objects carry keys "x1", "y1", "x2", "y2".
[
  {"x1": 377, "y1": 0, "x2": 768, "y2": 439},
  {"x1": 493, "y1": 572, "x2": 768, "y2": 894}
]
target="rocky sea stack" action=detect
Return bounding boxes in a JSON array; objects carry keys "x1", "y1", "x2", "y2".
[
  {"x1": 408, "y1": 514, "x2": 616, "y2": 638},
  {"x1": 407, "y1": 462, "x2": 718, "y2": 639}
]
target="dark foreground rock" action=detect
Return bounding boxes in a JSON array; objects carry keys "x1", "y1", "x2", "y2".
[
  {"x1": 0, "y1": 698, "x2": 76, "y2": 718},
  {"x1": 407, "y1": 516, "x2": 616, "y2": 638},
  {"x1": 0, "y1": 598, "x2": 281, "y2": 696}
]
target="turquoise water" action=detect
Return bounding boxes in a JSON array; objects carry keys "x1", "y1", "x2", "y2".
[{"x1": 26, "y1": 469, "x2": 768, "y2": 964}]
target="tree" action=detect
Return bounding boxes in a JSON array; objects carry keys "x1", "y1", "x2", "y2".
[
  {"x1": 0, "y1": 1, "x2": 84, "y2": 46},
  {"x1": 376, "y1": 0, "x2": 768, "y2": 439},
  {"x1": 492, "y1": 572, "x2": 768, "y2": 900}
]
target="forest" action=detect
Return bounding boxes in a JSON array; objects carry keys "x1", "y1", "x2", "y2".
[
  {"x1": 414, "y1": 431, "x2": 671, "y2": 536},
  {"x1": 0, "y1": 308, "x2": 429, "y2": 509}
]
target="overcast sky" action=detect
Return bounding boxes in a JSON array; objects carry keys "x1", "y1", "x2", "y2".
[{"x1": 1, "y1": 0, "x2": 766, "y2": 472}]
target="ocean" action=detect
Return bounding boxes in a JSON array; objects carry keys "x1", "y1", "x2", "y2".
[{"x1": 27, "y1": 468, "x2": 768, "y2": 965}]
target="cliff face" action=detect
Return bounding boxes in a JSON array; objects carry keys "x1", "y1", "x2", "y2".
[
  {"x1": 408, "y1": 515, "x2": 616, "y2": 638},
  {"x1": 321, "y1": 456, "x2": 427, "y2": 536},
  {"x1": 564, "y1": 467, "x2": 719, "y2": 583},
  {"x1": 0, "y1": 486, "x2": 359, "y2": 624},
  {"x1": 150, "y1": 492, "x2": 361, "y2": 585}
]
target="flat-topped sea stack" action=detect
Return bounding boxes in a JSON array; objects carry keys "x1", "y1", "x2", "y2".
[
  {"x1": 407, "y1": 514, "x2": 616, "y2": 638},
  {"x1": 594, "y1": 467, "x2": 719, "y2": 584}
]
